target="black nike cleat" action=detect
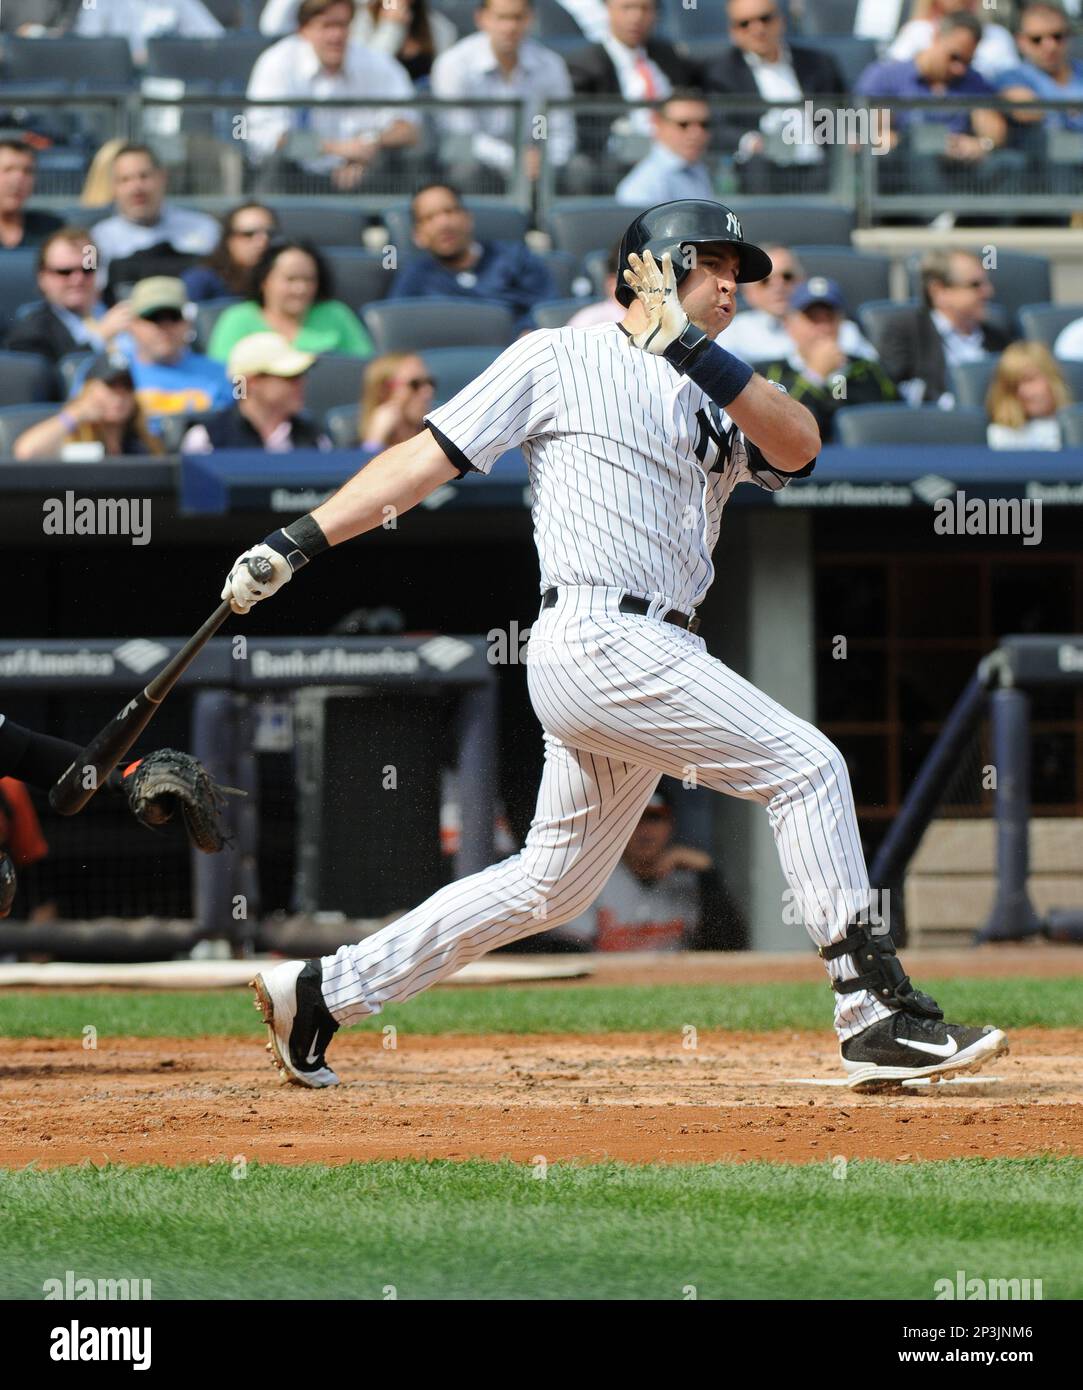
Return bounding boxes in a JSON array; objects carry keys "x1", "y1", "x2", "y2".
[
  {"x1": 250, "y1": 959, "x2": 340, "y2": 1088},
  {"x1": 841, "y1": 1013, "x2": 1008, "y2": 1091}
]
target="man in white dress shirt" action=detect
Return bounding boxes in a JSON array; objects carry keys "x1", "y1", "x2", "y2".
[
  {"x1": 430, "y1": 0, "x2": 576, "y2": 190},
  {"x1": 616, "y1": 91, "x2": 715, "y2": 206},
  {"x1": 721, "y1": 245, "x2": 878, "y2": 365},
  {"x1": 245, "y1": 0, "x2": 419, "y2": 192}
]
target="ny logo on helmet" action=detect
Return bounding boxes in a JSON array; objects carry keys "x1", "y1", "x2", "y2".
[{"x1": 725, "y1": 211, "x2": 742, "y2": 239}]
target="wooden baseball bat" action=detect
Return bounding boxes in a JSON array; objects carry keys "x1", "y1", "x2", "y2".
[{"x1": 48, "y1": 556, "x2": 274, "y2": 816}]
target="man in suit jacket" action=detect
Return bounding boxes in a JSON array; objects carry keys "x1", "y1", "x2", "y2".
[
  {"x1": 3, "y1": 226, "x2": 130, "y2": 363},
  {"x1": 879, "y1": 249, "x2": 1011, "y2": 405},
  {"x1": 567, "y1": 0, "x2": 699, "y2": 99},
  {"x1": 702, "y1": 0, "x2": 845, "y2": 193}
]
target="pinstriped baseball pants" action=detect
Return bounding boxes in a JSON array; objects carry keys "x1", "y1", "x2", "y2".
[{"x1": 322, "y1": 586, "x2": 893, "y2": 1041}]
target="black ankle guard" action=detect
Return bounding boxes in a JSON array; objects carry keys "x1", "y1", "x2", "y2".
[{"x1": 820, "y1": 921, "x2": 943, "y2": 1020}]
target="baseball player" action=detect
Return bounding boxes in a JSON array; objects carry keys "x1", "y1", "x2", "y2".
[
  {"x1": 0, "y1": 712, "x2": 230, "y2": 918},
  {"x1": 223, "y1": 200, "x2": 1007, "y2": 1092}
]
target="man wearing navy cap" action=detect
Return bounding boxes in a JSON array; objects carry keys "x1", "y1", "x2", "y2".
[{"x1": 760, "y1": 277, "x2": 897, "y2": 442}]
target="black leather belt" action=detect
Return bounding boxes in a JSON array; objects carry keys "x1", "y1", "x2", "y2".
[{"x1": 541, "y1": 587, "x2": 700, "y2": 635}]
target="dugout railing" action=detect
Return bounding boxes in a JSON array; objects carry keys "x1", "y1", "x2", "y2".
[{"x1": 870, "y1": 633, "x2": 1083, "y2": 945}]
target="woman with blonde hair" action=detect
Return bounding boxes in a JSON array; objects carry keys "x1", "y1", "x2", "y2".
[
  {"x1": 14, "y1": 353, "x2": 164, "y2": 460},
  {"x1": 358, "y1": 351, "x2": 435, "y2": 450},
  {"x1": 888, "y1": 0, "x2": 1018, "y2": 79},
  {"x1": 986, "y1": 340, "x2": 1071, "y2": 450}
]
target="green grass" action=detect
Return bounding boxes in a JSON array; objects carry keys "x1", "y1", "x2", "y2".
[
  {"x1": 1, "y1": 1158, "x2": 1078, "y2": 1300},
  {"x1": 0, "y1": 976, "x2": 1078, "y2": 1039}
]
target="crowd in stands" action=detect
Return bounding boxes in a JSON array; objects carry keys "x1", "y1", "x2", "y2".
[{"x1": 1, "y1": 0, "x2": 1083, "y2": 460}]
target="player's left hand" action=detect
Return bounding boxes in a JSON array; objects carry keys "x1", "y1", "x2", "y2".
[{"x1": 623, "y1": 250, "x2": 690, "y2": 356}]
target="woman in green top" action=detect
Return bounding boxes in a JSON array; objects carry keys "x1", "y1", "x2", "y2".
[{"x1": 207, "y1": 240, "x2": 374, "y2": 362}]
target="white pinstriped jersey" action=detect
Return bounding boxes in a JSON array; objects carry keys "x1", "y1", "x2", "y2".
[{"x1": 424, "y1": 323, "x2": 800, "y2": 614}]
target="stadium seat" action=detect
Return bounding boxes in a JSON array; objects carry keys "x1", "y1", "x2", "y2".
[
  {"x1": 1058, "y1": 404, "x2": 1083, "y2": 446},
  {"x1": 381, "y1": 202, "x2": 531, "y2": 261},
  {"x1": 161, "y1": 412, "x2": 214, "y2": 453},
  {"x1": 856, "y1": 298, "x2": 920, "y2": 357},
  {"x1": 798, "y1": 0, "x2": 860, "y2": 35},
  {"x1": 361, "y1": 298, "x2": 515, "y2": 352},
  {"x1": 1019, "y1": 303, "x2": 1083, "y2": 351},
  {"x1": 583, "y1": 248, "x2": 613, "y2": 298},
  {"x1": 792, "y1": 36, "x2": 879, "y2": 91},
  {"x1": 0, "y1": 351, "x2": 62, "y2": 405},
  {"x1": 907, "y1": 252, "x2": 1051, "y2": 334},
  {"x1": 538, "y1": 249, "x2": 589, "y2": 300},
  {"x1": 0, "y1": 403, "x2": 54, "y2": 456},
  {"x1": 949, "y1": 359, "x2": 998, "y2": 412},
  {"x1": 1056, "y1": 358, "x2": 1083, "y2": 402},
  {"x1": 0, "y1": 253, "x2": 42, "y2": 337},
  {"x1": 532, "y1": 299, "x2": 592, "y2": 330},
  {"x1": 790, "y1": 246, "x2": 892, "y2": 312},
  {"x1": 533, "y1": 0, "x2": 592, "y2": 38},
  {"x1": 268, "y1": 203, "x2": 367, "y2": 246},
  {"x1": 323, "y1": 249, "x2": 397, "y2": 311},
  {"x1": 302, "y1": 354, "x2": 368, "y2": 423},
  {"x1": 146, "y1": 37, "x2": 272, "y2": 92},
  {"x1": 423, "y1": 346, "x2": 503, "y2": 407},
  {"x1": 324, "y1": 403, "x2": 360, "y2": 450},
  {"x1": 1, "y1": 36, "x2": 134, "y2": 88},
  {"x1": 663, "y1": 0, "x2": 729, "y2": 40},
  {"x1": 546, "y1": 201, "x2": 637, "y2": 264},
  {"x1": 58, "y1": 351, "x2": 94, "y2": 396},
  {"x1": 835, "y1": 404, "x2": 989, "y2": 446},
  {"x1": 729, "y1": 200, "x2": 856, "y2": 247},
  {"x1": 194, "y1": 297, "x2": 244, "y2": 351}
]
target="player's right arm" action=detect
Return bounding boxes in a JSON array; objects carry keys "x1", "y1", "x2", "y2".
[{"x1": 220, "y1": 429, "x2": 459, "y2": 613}]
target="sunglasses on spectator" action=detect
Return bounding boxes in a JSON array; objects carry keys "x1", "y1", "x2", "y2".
[
  {"x1": 143, "y1": 309, "x2": 185, "y2": 325},
  {"x1": 45, "y1": 264, "x2": 90, "y2": 277},
  {"x1": 231, "y1": 224, "x2": 276, "y2": 237},
  {"x1": 765, "y1": 269, "x2": 798, "y2": 283},
  {"x1": 951, "y1": 278, "x2": 989, "y2": 290},
  {"x1": 734, "y1": 11, "x2": 778, "y2": 28},
  {"x1": 1022, "y1": 30, "x2": 1068, "y2": 43},
  {"x1": 666, "y1": 117, "x2": 710, "y2": 129},
  {"x1": 396, "y1": 376, "x2": 436, "y2": 390}
]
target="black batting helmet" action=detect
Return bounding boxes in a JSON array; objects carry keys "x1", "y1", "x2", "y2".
[{"x1": 615, "y1": 199, "x2": 774, "y2": 307}]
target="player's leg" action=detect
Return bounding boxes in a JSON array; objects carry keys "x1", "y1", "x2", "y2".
[
  {"x1": 251, "y1": 735, "x2": 660, "y2": 1086},
  {"x1": 529, "y1": 613, "x2": 1005, "y2": 1082},
  {"x1": 0, "y1": 714, "x2": 83, "y2": 789}
]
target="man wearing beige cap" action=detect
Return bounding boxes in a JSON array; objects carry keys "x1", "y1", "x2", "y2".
[
  {"x1": 93, "y1": 275, "x2": 232, "y2": 434},
  {"x1": 180, "y1": 332, "x2": 332, "y2": 454}
]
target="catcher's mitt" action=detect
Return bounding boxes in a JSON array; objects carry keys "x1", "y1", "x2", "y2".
[{"x1": 122, "y1": 750, "x2": 236, "y2": 854}]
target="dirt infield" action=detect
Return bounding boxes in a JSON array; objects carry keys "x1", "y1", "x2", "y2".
[{"x1": 1, "y1": 1027, "x2": 1080, "y2": 1168}]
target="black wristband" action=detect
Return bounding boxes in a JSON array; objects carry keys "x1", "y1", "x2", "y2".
[
  {"x1": 263, "y1": 513, "x2": 329, "y2": 572},
  {"x1": 676, "y1": 339, "x2": 755, "y2": 408}
]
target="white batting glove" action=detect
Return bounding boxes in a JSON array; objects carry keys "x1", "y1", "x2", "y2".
[
  {"x1": 623, "y1": 250, "x2": 691, "y2": 355},
  {"x1": 221, "y1": 545, "x2": 292, "y2": 614}
]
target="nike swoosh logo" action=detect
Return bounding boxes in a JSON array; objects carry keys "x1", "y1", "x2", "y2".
[
  {"x1": 897, "y1": 1036, "x2": 959, "y2": 1058},
  {"x1": 304, "y1": 1036, "x2": 322, "y2": 1065}
]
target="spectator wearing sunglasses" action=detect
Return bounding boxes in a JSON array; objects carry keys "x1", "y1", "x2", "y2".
[
  {"x1": 998, "y1": 2, "x2": 1083, "y2": 131},
  {"x1": 879, "y1": 249, "x2": 1010, "y2": 407},
  {"x1": 615, "y1": 91, "x2": 716, "y2": 205},
  {"x1": 887, "y1": 1, "x2": 1019, "y2": 82},
  {"x1": 358, "y1": 352, "x2": 437, "y2": 451},
  {"x1": 2, "y1": 227, "x2": 134, "y2": 363},
  {"x1": 183, "y1": 204, "x2": 280, "y2": 304},
  {"x1": 180, "y1": 333, "x2": 332, "y2": 455},
  {"x1": 702, "y1": 0, "x2": 845, "y2": 195},
  {"x1": 85, "y1": 277, "x2": 232, "y2": 434},
  {"x1": 720, "y1": 245, "x2": 877, "y2": 366}
]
